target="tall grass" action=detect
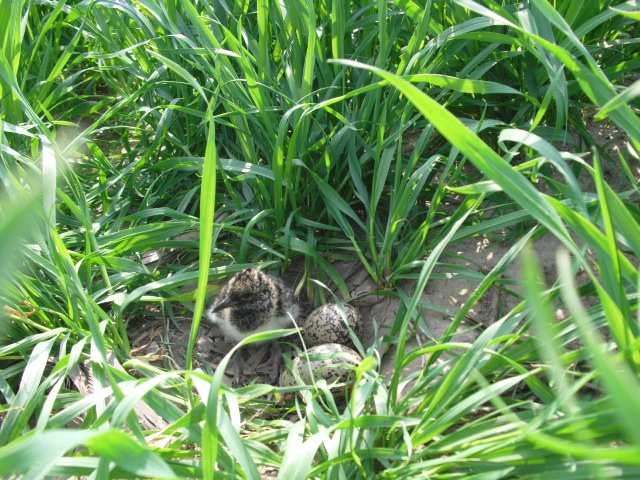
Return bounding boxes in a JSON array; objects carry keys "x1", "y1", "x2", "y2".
[{"x1": 0, "y1": 0, "x2": 639, "y2": 478}]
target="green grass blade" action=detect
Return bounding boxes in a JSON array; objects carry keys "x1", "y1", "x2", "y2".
[
  {"x1": 596, "y1": 78, "x2": 640, "y2": 120},
  {"x1": 0, "y1": 429, "x2": 96, "y2": 480},
  {"x1": 185, "y1": 104, "x2": 217, "y2": 372},
  {"x1": 557, "y1": 250, "x2": 640, "y2": 445}
]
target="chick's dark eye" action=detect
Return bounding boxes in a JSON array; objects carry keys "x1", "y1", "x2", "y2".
[
  {"x1": 230, "y1": 294, "x2": 241, "y2": 303},
  {"x1": 232, "y1": 293, "x2": 249, "y2": 304}
]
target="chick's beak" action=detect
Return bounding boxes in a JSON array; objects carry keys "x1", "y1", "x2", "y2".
[{"x1": 211, "y1": 297, "x2": 233, "y2": 313}]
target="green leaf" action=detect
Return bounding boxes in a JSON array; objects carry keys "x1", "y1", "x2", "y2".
[
  {"x1": 185, "y1": 104, "x2": 218, "y2": 371},
  {"x1": 557, "y1": 250, "x2": 640, "y2": 445},
  {"x1": 277, "y1": 422, "x2": 327, "y2": 480},
  {"x1": 86, "y1": 429, "x2": 177, "y2": 478},
  {"x1": 0, "y1": 429, "x2": 95, "y2": 480},
  {"x1": 408, "y1": 73, "x2": 523, "y2": 95},
  {"x1": 0, "y1": 336, "x2": 57, "y2": 444},
  {"x1": 596, "y1": 79, "x2": 640, "y2": 120}
]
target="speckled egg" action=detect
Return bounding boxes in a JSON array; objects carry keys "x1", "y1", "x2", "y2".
[
  {"x1": 279, "y1": 343, "x2": 362, "y2": 388},
  {"x1": 301, "y1": 303, "x2": 360, "y2": 347}
]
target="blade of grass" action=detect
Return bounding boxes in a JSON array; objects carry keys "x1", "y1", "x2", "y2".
[
  {"x1": 185, "y1": 102, "x2": 217, "y2": 372},
  {"x1": 557, "y1": 249, "x2": 640, "y2": 445}
]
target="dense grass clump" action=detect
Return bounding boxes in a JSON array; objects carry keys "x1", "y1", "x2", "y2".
[{"x1": 1, "y1": 0, "x2": 640, "y2": 478}]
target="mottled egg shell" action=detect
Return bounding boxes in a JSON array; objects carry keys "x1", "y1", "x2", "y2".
[
  {"x1": 279, "y1": 343, "x2": 362, "y2": 388},
  {"x1": 301, "y1": 303, "x2": 360, "y2": 347}
]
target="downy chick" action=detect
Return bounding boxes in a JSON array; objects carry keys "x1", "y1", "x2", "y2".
[{"x1": 206, "y1": 268, "x2": 298, "y2": 342}]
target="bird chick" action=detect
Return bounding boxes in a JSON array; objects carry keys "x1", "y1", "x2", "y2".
[{"x1": 205, "y1": 268, "x2": 298, "y2": 343}]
